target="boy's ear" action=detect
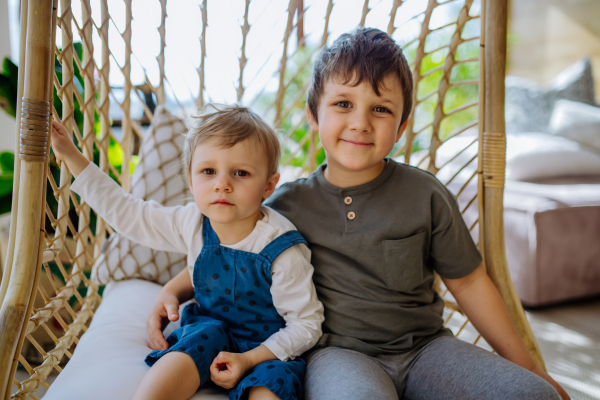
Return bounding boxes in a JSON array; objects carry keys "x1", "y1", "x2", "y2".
[
  {"x1": 263, "y1": 172, "x2": 280, "y2": 200},
  {"x1": 306, "y1": 106, "x2": 319, "y2": 133},
  {"x1": 395, "y1": 119, "x2": 409, "y2": 143}
]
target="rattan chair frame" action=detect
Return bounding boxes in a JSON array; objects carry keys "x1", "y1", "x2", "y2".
[{"x1": 0, "y1": 0, "x2": 545, "y2": 398}]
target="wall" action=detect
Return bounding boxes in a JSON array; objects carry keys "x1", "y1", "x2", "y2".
[{"x1": 508, "y1": 0, "x2": 600, "y2": 103}]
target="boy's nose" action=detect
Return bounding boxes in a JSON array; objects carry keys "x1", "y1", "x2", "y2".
[{"x1": 349, "y1": 110, "x2": 372, "y2": 133}]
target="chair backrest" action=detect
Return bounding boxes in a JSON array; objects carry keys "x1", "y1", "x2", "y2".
[{"x1": 0, "y1": 0, "x2": 545, "y2": 398}]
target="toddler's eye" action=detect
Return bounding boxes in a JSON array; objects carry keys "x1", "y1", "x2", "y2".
[
  {"x1": 234, "y1": 170, "x2": 249, "y2": 177},
  {"x1": 374, "y1": 106, "x2": 390, "y2": 113},
  {"x1": 202, "y1": 168, "x2": 216, "y2": 175},
  {"x1": 336, "y1": 101, "x2": 350, "y2": 108}
]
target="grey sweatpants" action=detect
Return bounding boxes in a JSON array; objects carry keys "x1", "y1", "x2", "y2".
[{"x1": 303, "y1": 336, "x2": 560, "y2": 400}]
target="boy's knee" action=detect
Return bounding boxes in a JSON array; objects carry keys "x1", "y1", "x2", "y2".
[{"x1": 505, "y1": 374, "x2": 561, "y2": 400}]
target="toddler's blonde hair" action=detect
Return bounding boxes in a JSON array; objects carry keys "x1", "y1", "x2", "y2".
[{"x1": 182, "y1": 104, "x2": 281, "y2": 179}]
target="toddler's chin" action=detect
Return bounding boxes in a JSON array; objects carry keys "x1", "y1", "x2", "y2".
[{"x1": 200, "y1": 208, "x2": 236, "y2": 224}]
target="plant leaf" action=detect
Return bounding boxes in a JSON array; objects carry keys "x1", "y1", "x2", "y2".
[
  {"x1": 0, "y1": 58, "x2": 18, "y2": 118},
  {"x1": 0, "y1": 173, "x2": 13, "y2": 197},
  {"x1": 0, "y1": 151, "x2": 15, "y2": 173},
  {"x1": 0, "y1": 192, "x2": 11, "y2": 215},
  {"x1": 0, "y1": 74, "x2": 17, "y2": 118}
]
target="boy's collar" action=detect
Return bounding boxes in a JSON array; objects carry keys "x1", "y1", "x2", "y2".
[{"x1": 315, "y1": 158, "x2": 396, "y2": 195}]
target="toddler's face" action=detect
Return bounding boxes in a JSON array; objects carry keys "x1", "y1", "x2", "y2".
[
  {"x1": 188, "y1": 138, "x2": 278, "y2": 225},
  {"x1": 308, "y1": 74, "x2": 407, "y2": 177}
]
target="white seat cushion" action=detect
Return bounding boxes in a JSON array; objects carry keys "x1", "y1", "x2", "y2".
[{"x1": 43, "y1": 279, "x2": 228, "y2": 400}]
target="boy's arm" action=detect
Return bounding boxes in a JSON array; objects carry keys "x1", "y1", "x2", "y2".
[{"x1": 443, "y1": 265, "x2": 570, "y2": 400}]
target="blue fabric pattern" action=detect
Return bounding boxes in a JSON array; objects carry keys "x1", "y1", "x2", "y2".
[{"x1": 146, "y1": 216, "x2": 308, "y2": 400}]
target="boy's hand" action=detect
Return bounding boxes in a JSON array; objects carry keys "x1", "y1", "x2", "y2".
[
  {"x1": 146, "y1": 291, "x2": 181, "y2": 351},
  {"x1": 209, "y1": 352, "x2": 252, "y2": 389},
  {"x1": 530, "y1": 365, "x2": 571, "y2": 400},
  {"x1": 50, "y1": 120, "x2": 90, "y2": 177}
]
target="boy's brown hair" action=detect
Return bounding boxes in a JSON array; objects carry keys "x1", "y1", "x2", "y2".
[
  {"x1": 307, "y1": 27, "x2": 413, "y2": 128},
  {"x1": 183, "y1": 104, "x2": 281, "y2": 179}
]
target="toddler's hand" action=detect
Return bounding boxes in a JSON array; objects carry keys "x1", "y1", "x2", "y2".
[
  {"x1": 209, "y1": 352, "x2": 252, "y2": 390},
  {"x1": 50, "y1": 120, "x2": 78, "y2": 161},
  {"x1": 146, "y1": 291, "x2": 180, "y2": 351},
  {"x1": 50, "y1": 120, "x2": 90, "y2": 177}
]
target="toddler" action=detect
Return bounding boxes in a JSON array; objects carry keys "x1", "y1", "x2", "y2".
[
  {"x1": 265, "y1": 28, "x2": 569, "y2": 400},
  {"x1": 51, "y1": 104, "x2": 324, "y2": 400}
]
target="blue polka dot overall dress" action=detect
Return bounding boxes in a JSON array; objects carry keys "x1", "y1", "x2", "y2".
[{"x1": 146, "y1": 216, "x2": 308, "y2": 400}]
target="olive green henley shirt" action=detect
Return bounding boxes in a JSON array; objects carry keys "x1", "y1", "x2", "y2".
[{"x1": 265, "y1": 159, "x2": 482, "y2": 355}]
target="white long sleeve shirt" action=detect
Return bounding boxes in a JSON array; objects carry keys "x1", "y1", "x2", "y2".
[{"x1": 71, "y1": 163, "x2": 324, "y2": 361}]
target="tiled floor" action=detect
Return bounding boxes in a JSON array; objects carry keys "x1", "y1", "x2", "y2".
[
  {"x1": 13, "y1": 297, "x2": 600, "y2": 399},
  {"x1": 526, "y1": 297, "x2": 600, "y2": 400}
]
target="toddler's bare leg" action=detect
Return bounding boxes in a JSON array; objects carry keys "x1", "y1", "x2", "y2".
[
  {"x1": 248, "y1": 386, "x2": 280, "y2": 400},
  {"x1": 133, "y1": 352, "x2": 200, "y2": 400}
]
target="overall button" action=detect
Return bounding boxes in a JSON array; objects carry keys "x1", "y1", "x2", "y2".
[
  {"x1": 347, "y1": 211, "x2": 356, "y2": 220},
  {"x1": 344, "y1": 196, "x2": 353, "y2": 205}
]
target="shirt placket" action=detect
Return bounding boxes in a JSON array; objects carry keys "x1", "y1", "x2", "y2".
[{"x1": 340, "y1": 190, "x2": 358, "y2": 233}]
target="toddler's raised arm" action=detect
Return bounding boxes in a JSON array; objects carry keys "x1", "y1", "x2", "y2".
[{"x1": 51, "y1": 121, "x2": 195, "y2": 255}]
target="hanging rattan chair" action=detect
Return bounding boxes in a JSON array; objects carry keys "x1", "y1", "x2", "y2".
[{"x1": 0, "y1": 0, "x2": 546, "y2": 398}]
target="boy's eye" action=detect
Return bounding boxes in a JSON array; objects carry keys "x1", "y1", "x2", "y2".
[
  {"x1": 202, "y1": 168, "x2": 216, "y2": 175},
  {"x1": 234, "y1": 170, "x2": 249, "y2": 177},
  {"x1": 336, "y1": 101, "x2": 351, "y2": 108},
  {"x1": 374, "y1": 106, "x2": 390, "y2": 113}
]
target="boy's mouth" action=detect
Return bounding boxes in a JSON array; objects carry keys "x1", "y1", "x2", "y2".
[{"x1": 341, "y1": 139, "x2": 373, "y2": 147}]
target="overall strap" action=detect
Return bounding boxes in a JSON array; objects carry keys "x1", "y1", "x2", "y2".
[
  {"x1": 259, "y1": 231, "x2": 307, "y2": 263},
  {"x1": 201, "y1": 215, "x2": 220, "y2": 245}
]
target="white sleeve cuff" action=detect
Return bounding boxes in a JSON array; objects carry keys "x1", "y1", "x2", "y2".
[{"x1": 262, "y1": 337, "x2": 293, "y2": 362}]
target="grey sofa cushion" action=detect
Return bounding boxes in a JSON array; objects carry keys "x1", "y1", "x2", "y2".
[{"x1": 505, "y1": 57, "x2": 596, "y2": 134}]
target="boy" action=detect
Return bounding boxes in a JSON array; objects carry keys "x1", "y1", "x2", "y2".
[
  {"x1": 265, "y1": 28, "x2": 569, "y2": 399},
  {"x1": 51, "y1": 105, "x2": 324, "y2": 400}
]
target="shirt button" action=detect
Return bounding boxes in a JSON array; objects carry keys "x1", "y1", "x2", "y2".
[
  {"x1": 347, "y1": 211, "x2": 356, "y2": 220},
  {"x1": 344, "y1": 196, "x2": 353, "y2": 205}
]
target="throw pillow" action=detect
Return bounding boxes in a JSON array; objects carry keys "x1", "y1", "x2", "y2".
[
  {"x1": 549, "y1": 99, "x2": 600, "y2": 152},
  {"x1": 91, "y1": 106, "x2": 191, "y2": 285},
  {"x1": 506, "y1": 133, "x2": 600, "y2": 181},
  {"x1": 505, "y1": 57, "x2": 595, "y2": 134}
]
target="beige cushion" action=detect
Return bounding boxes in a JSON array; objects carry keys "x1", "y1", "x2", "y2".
[{"x1": 92, "y1": 106, "x2": 191, "y2": 285}]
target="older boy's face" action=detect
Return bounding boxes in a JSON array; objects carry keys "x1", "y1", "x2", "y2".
[
  {"x1": 188, "y1": 139, "x2": 278, "y2": 226},
  {"x1": 308, "y1": 74, "x2": 406, "y2": 183}
]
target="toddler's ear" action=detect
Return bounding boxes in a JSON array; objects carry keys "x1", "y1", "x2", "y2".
[
  {"x1": 306, "y1": 106, "x2": 319, "y2": 133},
  {"x1": 263, "y1": 172, "x2": 280, "y2": 199}
]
